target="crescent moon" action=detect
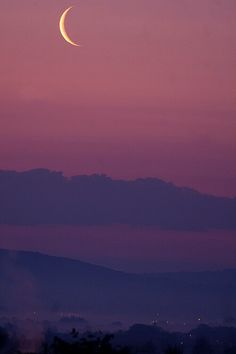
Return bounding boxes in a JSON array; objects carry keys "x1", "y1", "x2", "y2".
[{"x1": 59, "y1": 6, "x2": 80, "y2": 47}]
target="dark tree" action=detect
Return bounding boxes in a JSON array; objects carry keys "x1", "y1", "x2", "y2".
[
  {"x1": 0, "y1": 327, "x2": 8, "y2": 350},
  {"x1": 192, "y1": 337, "x2": 213, "y2": 354},
  {"x1": 224, "y1": 347, "x2": 236, "y2": 354},
  {"x1": 44, "y1": 333, "x2": 130, "y2": 354},
  {"x1": 165, "y1": 346, "x2": 183, "y2": 354}
]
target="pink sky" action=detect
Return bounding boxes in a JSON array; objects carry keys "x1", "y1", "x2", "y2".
[{"x1": 0, "y1": 0, "x2": 235, "y2": 196}]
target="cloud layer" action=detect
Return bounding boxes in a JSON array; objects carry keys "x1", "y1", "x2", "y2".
[{"x1": 0, "y1": 169, "x2": 235, "y2": 230}]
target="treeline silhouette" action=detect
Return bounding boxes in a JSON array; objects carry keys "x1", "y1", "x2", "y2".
[
  {"x1": 28, "y1": 333, "x2": 130, "y2": 354},
  {"x1": 0, "y1": 169, "x2": 235, "y2": 229},
  {"x1": 1, "y1": 325, "x2": 236, "y2": 354}
]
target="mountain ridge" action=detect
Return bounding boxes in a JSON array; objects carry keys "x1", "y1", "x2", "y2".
[
  {"x1": 1, "y1": 248, "x2": 235, "y2": 276},
  {"x1": 1, "y1": 249, "x2": 236, "y2": 322}
]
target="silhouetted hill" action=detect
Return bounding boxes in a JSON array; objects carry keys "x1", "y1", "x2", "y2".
[
  {"x1": 113, "y1": 324, "x2": 236, "y2": 353},
  {"x1": 0, "y1": 249, "x2": 236, "y2": 322},
  {"x1": 0, "y1": 169, "x2": 235, "y2": 230}
]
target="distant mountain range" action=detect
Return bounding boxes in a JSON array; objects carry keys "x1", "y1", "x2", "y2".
[
  {"x1": 0, "y1": 169, "x2": 235, "y2": 229},
  {"x1": 0, "y1": 249, "x2": 235, "y2": 322}
]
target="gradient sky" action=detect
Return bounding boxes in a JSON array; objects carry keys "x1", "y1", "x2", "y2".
[{"x1": 0, "y1": 0, "x2": 236, "y2": 196}]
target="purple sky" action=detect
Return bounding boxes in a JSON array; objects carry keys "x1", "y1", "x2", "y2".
[
  {"x1": 0, "y1": 0, "x2": 235, "y2": 272},
  {"x1": 0, "y1": 0, "x2": 235, "y2": 196}
]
